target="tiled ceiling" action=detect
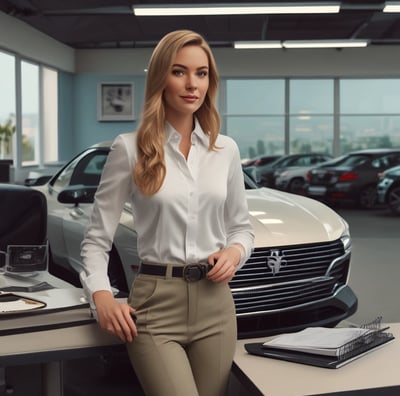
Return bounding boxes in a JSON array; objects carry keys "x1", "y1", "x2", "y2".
[{"x1": 1, "y1": 0, "x2": 400, "y2": 49}]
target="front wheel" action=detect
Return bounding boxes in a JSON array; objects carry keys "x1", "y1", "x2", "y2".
[
  {"x1": 359, "y1": 185, "x2": 377, "y2": 209},
  {"x1": 288, "y1": 177, "x2": 305, "y2": 194},
  {"x1": 387, "y1": 185, "x2": 400, "y2": 215}
]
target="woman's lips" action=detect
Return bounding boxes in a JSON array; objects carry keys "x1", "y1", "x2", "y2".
[{"x1": 181, "y1": 95, "x2": 198, "y2": 103}]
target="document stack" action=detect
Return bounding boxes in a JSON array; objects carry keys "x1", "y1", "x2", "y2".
[{"x1": 245, "y1": 317, "x2": 395, "y2": 368}]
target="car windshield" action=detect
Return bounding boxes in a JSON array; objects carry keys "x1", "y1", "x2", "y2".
[
  {"x1": 242, "y1": 167, "x2": 259, "y2": 189},
  {"x1": 329, "y1": 154, "x2": 370, "y2": 167}
]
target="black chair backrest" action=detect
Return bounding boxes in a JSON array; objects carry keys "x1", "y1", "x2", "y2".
[{"x1": 0, "y1": 183, "x2": 47, "y2": 267}]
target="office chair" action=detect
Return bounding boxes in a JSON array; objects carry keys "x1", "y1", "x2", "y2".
[{"x1": 0, "y1": 183, "x2": 48, "y2": 395}]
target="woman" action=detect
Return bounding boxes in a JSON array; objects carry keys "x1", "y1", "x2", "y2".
[{"x1": 80, "y1": 30, "x2": 254, "y2": 396}]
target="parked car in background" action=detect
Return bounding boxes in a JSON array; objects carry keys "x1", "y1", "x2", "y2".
[
  {"x1": 305, "y1": 149, "x2": 400, "y2": 209},
  {"x1": 242, "y1": 154, "x2": 281, "y2": 184},
  {"x1": 242, "y1": 154, "x2": 281, "y2": 168},
  {"x1": 377, "y1": 165, "x2": 400, "y2": 215},
  {"x1": 34, "y1": 142, "x2": 357, "y2": 338},
  {"x1": 254, "y1": 153, "x2": 333, "y2": 188},
  {"x1": 274, "y1": 159, "x2": 333, "y2": 194}
]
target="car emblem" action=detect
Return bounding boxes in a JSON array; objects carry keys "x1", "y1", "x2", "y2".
[{"x1": 267, "y1": 249, "x2": 287, "y2": 275}]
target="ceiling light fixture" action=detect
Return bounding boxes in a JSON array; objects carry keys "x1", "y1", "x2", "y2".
[
  {"x1": 132, "y1": 2, "x2": 340, "y2": 16},
  {"x1": 234, "y1": 41, "x2": 282, "y2": 49},
  {"x1": 383, "y1": 2, "x2": 400, "y2": 12},
  {"x1": 283, "y1": 40, "x2": 369, "y2": 48},
  {"x1": 234, "y1": 39, "x2": 370, "y2": 49}
]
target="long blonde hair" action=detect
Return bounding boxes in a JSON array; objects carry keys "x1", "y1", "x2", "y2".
[{"x1": 133, "y1": 30, "x2": 220, "y2": 195}]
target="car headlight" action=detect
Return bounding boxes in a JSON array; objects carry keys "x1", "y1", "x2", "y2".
[{"x1": 340, "y1": 219, "x2": 351, "y2": 254}]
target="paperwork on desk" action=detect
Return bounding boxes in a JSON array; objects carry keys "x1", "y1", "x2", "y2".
[
  {"x1": 246, "y1": 318, "x2": 395, "y2": 368},
  {"x1": 0, "y1": 288, "x2": 93, "y2": 335},
  {"x1": 262, "y1": 327, "x2": 372, "y2": 357},
  {"x1": 0, "y1": 291, "x2": 46, "y2": 313},
  {"x1": 0, "y1": 288, "x2": 87, "y2": 315}
]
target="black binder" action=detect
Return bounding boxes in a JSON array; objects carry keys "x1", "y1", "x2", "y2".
[{"x1": 245, "y1": 318, "x2": 395, "y2": 369}]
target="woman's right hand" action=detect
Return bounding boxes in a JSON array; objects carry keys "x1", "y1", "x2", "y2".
[{"x1": 93, "y1": 290, "x2": 137, "y2": 343}]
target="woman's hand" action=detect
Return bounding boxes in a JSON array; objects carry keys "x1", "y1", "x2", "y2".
[
  {"x1": 93, "y1": 290, "x2": 137, "y2": 343},
  {"x1": 207, "y1": 245, "x2": 242, "y2": 283}
]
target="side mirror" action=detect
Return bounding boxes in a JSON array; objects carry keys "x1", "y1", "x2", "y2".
[{"x1": 57, "y1": 185, "x2": 97, "y2": 205}]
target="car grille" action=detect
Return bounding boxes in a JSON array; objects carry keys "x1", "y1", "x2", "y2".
[{"x1": 230, "y1": 239, "x2": 350, "y2": 316}]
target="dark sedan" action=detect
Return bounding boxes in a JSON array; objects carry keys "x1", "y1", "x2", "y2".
[
  {"x1": 377, "y1": 165, "x2": 400, "y2": 215},
  {"x1": 305, "y1": 149, "x2": 400, "y2": 209}
]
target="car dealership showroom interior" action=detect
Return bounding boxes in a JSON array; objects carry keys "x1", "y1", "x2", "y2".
[{"x1": 1, "y1": 1, "x2": 400, "y2": 395}]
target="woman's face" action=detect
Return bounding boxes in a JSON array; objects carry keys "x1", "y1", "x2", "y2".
[{"x1": 163, "y1": 45, "x2": 209, "y2": 121}]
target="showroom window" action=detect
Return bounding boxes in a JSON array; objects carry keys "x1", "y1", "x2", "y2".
[
  {"x1": 0, "y1": 49, "x2": 58, "y2": 167},
  {"x1": 340, "y1": 79, "x2": 400, "y2": 154},
  {"x1": 289, "y1": 79, "x2": 334, "y2": 155},
  {"x1": 223, "y1": 78, "x2": 335, "y2": 159},
  {"x1": 224, "y1": 77, "x2": 400, "y2": 159},
  {"x1": 0, "y1": 51, "x2": 16, "y2": 160},
  {"x1": 224, "y1": 79, "x2": 285, "y2": 160},
  {"x1": 42, "y1": 67, "x2": 58, "y2": 163},
  {"x1": 21, "y1": 60, "x2": 40, "y2": 165}
]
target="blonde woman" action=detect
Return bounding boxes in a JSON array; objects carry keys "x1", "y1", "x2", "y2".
[{"x1": 80, "y1": 30, "x2": 254, "y2": 396}]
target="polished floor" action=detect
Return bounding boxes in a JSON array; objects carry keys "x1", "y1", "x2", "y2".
[{"x1": 5, "y1": 206, "x2": 400, "y2": 396}]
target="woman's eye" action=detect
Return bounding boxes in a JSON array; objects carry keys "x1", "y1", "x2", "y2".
[
  {"x1": 172, "y1": 70, "x2": 184, "y2": 76},
  {"x1": 198, "y1": 71, "x2": 208, "y2": 77}
]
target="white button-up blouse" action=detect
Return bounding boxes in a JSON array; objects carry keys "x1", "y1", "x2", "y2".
[{"x1": 80, "y1": 119, "x2": 254, "y2": 298}]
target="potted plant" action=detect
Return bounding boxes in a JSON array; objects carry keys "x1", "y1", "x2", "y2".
[{"x1": 0, "y1": 118, "x2": 16, "y2": 159}]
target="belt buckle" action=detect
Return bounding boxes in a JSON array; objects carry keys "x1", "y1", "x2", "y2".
[{"x1": 183, "y1": 264, "x2": 207, "y2": 282}]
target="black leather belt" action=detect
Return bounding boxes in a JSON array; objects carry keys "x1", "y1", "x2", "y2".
[{"x1": 139, "y1": 263, "x2": 212, "y2": 282}]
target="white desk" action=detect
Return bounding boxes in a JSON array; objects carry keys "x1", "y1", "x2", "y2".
[
  {"x1": 0, "y1": 321, "x2": 125, "y2": 396},
  {"x1": 0, "y1": 271, "x2": 72, "y2": 290},
  {"x1": 0, "y1": 272, "x2": 125, "y2": 396},
  {"x1": 233, "y1": 323, "x2": 400, "y2": 396}
]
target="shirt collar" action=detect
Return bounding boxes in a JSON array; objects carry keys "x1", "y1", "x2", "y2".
[{"x1": 165, "y1": 118, "x2": 210, "y2": 148}]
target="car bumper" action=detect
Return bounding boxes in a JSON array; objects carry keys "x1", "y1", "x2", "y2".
[
  {"x1": 236, "y1": 285, "x2": 358, "y2": 338},
  {"x1": 306, "y1": 183, "x2": 359, "y2": 203}
]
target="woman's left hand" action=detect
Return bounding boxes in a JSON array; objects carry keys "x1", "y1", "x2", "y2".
[{"x1": 207, "y1": 246, "x2": 241, "y2": 283}]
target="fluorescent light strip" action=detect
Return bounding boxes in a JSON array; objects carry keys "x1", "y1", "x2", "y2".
[
  {"x1": 234, "y1": 40, "x2": 370, "y2": 49},
  {"x1": 283, "y1": 40, "x2": 369, "y2": 48},
  {"x1": 234, "y1": 41, "x2": 282, "y2": 49},
  {"x1": 132, "y1": 3, "x2": 340, "y2": 16},
  {"x1": 383, "y1": 2, "x2": 400, "y2": 12}
]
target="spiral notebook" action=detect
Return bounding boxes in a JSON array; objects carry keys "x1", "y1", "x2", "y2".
[{"x1": 245, "y1": 317, "x2": 395, "y2": 369}]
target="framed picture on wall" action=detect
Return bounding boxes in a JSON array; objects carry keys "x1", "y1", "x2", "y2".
[{"x1": 97, "y1": 82, "x2": 135, "y2": 121}]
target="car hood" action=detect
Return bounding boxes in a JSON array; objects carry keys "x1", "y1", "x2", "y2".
[
  {"x1": 246, "y1": 188, "x2": 347, "y2": 248},
  {"x1": 386, "y1": 165, "x2": 400, "y2": 176}
]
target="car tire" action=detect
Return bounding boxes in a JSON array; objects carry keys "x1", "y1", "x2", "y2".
[
  {"x1": 288, "y1": 178, "x2": 305, "y2": 194},
  {"x1": 387, "y1": 185, "x2": 400, "y2": 215},
  {"x1": 359, "y1": 185, "x2": 377, "y2": 209},
  {"x1": 47, "y1": 245, "x2": 81, "y2": 287}
]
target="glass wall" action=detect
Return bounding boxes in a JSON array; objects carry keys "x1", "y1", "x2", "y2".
[
  {"x1": 225, "y1": 79, "x2": 285, "y2": 160},
  {"x1": 0, "y1": 51, "x2": 16, "y2": 160},
  {"x1": 340, "y1": 79, "x2": 400, "y2": 154},
  {"x1": 0, "y1": 49, "x2": 59, "y2": 168},
  {"x1": 224, "y1": 78, "x2": 400, "y2": 160},
  {"x1": 289, "y1": 79, "x2": 333, "y2": 155},
  {"x1": 21, "y1": 60, "x2": 40, "y2": 165},
  {"x1": 42, "y1": 67, "x2": 58, "y2": 163}
]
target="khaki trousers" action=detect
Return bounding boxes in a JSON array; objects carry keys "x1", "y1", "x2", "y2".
[{"x1": 126, "y1": 269, "x2": 237, "y2": 396}]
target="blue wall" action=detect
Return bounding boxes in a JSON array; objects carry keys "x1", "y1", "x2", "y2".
[
  {"x1": 59, "y1": 72, "x2": 146, "y2": 159},
  {"x1": 58, "y1": 71, "x2": 75, "y2": 162}
]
